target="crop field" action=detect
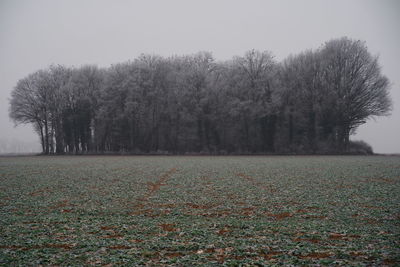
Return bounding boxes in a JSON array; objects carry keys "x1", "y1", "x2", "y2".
[{"x1": 0, "y1": 156, "x2": 399, "y2": 266}]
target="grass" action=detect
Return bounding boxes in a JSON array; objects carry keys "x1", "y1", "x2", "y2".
[{"x1": 0, "y1": 155, "x2": 399, "y2": 266}]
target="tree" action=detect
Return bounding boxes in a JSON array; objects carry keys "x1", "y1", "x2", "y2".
[
  {"x1": 64, "y1": 65, "x2": 103, "y2": 153},
  {"x1": 10, "y1": 71, "x2": 47, "y2": 153},
  {"x1": 9, "y1": 37, "x2": 392, "y2": 154},
  {"x1": 232, "y1": 50, "x2": 279, "y2": 152},
  {"x1": 9, "y1": 69, "x2": 59, "y2": 154},
  {"x1": 320, "y1": 37, "x2": 392, "y2": 151},
  {"x1": 280, "y1": 50, "x2": 324, "y2": 152}
]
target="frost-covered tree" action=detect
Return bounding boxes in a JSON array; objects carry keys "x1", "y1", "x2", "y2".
[{"x1": 9, "y1": 37, "x2": 392, "y2": 154}]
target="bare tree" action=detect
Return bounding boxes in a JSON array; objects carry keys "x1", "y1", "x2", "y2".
[
  {"x1": 320, "y1": 37, "x2": 392, "y2": 150},
  {"x1": 233, "y1": 50, "x2": 279, "y2": 152},
  {"x1": 280, "y1": 50, "x2": 324, "y2": 152},
  {"x1": 9, "y1": 72, "x2": 46, "y2": 152}
]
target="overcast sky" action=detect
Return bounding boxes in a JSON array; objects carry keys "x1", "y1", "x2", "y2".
[{"x1": 0, "y1": 0, "x2": 399, "y2": 153}]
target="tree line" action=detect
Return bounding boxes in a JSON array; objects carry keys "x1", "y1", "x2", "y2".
[{"x1": 9, "y1": 37, "x2": 392, "y2": 154}]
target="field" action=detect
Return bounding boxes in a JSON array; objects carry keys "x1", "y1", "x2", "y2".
[{"x1": 0, "y1": 156, "x2": 399, "y2": 266}]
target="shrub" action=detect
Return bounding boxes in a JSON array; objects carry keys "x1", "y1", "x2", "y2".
[{"x1": 348, "y1": 140, "x2": 374, "y2": 155}]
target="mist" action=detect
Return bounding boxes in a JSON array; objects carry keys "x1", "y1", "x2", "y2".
[{"x1": 1, "y1": 0, "x2": 399, "y2": 153}]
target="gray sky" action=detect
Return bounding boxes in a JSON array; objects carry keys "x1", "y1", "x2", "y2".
[{"x1": 0, "y1": 0, "x2": 399, "y2": 153}]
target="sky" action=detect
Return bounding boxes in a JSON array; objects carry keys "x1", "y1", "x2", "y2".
[{"x1": 0, "y1": 0, "x2": 399, "y2": 153}]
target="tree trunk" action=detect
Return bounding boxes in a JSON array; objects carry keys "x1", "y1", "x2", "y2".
[
  {"x1": 288, "y1": 111, "x2": 293, "y2": 150},
  {"x1": 44, "y1": 113, "x2": 49, "y2": 155},
  {"x1": 243, "y1": 115, "x2": 250, "y2": 152},
  {"x1": 307, "y1": 110, "x2": 316, "y2": 153},
  {"x1": 55, "y1": 120, "x2": 64, "y2": 154},
  {"x1": 337, "y1": 123, "x2": 350, "y2": 152},
  {"x1": 174, "y1": 112, "x2": 180, "y2": 153},
  {"x1": 197, "y1": 117, "x2": 203, "y2": 151},
  {"x1": 37, "y1": 121, "x2": 45, "y2": 153},
  {"x1": 266, "y1": 114, "x2": 277, "y2": 152}
]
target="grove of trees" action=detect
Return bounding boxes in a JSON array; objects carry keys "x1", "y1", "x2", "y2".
[{"x1": 9, "y1": 37, "x2": 392, "y2": 154}]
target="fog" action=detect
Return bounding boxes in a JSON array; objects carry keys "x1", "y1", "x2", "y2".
[{"x1": 0, "y1": 0, "x2": 399, "y2": 153}]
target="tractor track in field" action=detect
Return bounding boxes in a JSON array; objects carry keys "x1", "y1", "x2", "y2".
[
  {"x1": 139, "y1": 167, "x2": 178, "y2": 201},
  {"x1": 131, "y1": 167, "x2": 178, "y2": 216},
  {"x1": 236, "y1": 172, "x2": 275, "y2": 192}
]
